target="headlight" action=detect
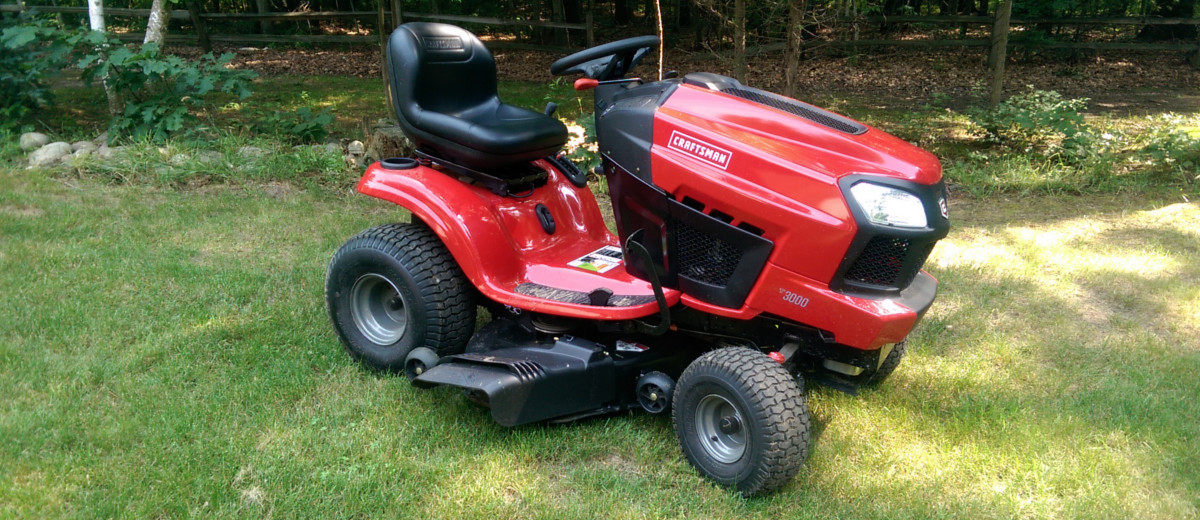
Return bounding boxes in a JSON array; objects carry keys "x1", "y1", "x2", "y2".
[{"x1": 849, "y1": 182, "x2": 927, "y2": 228}]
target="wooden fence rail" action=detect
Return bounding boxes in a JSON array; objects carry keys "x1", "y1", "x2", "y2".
[{"x1": 0, "y1": 4, "x2": 595, "y2": 49}]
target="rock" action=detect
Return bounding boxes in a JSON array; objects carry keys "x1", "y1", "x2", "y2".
[
  {"x1": 63, "y1": 148, "x2": 93, "y2": 167},
  {"x1": 345, "y1": 140, "x2": 366, "y2": 169},
  {"x1": 365, "y1": 126, "x2": 414, "y2": 163},
  {"x1": 72, "y1": 140, "x2": 97, "y2": 152},
  {"x1": 97, "y1": 145, "x2": 128, "y2": 160},
  {"x1": 197, "y1": 151, "x2": 223, "y2": 164},
  {"x1": 20, "y1": 132, "x2": 50, "y2": 151},
  {"x1": 93, "y1": 131, "x2": 109, "y2": 145},
  {"x1": 262, "y1": 181, "x2": 296, "y2": 199},
  {"x1": 28, "y1": 142, "x2": 73, "y2": 167},
  {"x1": 324, "y1": 142, "x2": 342, "y2": 154},
  {"x1": 169, "y1": 153, "x2": 190, "y2": 166},
  {"x1": 238, "y1": 146, "x2": 269, "y2": 159}
]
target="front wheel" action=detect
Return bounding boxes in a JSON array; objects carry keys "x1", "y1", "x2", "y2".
[
  {"x1": 863, "y1": 339, "x2": 908, "y2": 387},
  {"x1": 672, "y1": 347, "x2": 811, "y2": 496},
  {"x1": 325, "y1": 222, "x2": 476, "y2": 371}
]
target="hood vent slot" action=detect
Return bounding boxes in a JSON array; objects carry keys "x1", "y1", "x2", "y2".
[{"x1": 721, "y1": 87, "x2": 868, "y2": 135}]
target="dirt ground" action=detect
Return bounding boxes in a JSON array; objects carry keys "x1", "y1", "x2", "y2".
[{"x1": 175, "y1": 43, "x2": 1200, "y2": 113}]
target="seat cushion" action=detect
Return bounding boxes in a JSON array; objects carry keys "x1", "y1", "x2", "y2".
[
  {"x1": 387, "y1": 23, "x2": 568, "y2": 168},
  {"x1": 412, "y1": 99, "x2": 567, "y2": 156}
]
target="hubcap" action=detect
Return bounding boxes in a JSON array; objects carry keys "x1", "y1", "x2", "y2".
[
  {"x1": 350, "y1": 273, "x2": 409, "y2": 345},
  {"x1": 695, "y1": 393, "x2": 747, "y2": 464}
]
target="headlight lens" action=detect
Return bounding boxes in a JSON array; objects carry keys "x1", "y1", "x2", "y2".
[{"x1": 849, "y1": 182, "x2": 927, "y2": 228}]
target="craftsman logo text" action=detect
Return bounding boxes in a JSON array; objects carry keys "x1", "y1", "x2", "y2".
[{"x1": 668, "y1": 131, "x2": 732, "y2": 170}]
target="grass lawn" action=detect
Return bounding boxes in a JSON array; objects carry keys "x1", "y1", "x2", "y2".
[
  {"x1": 2, "y1": 165, "x2": 1198, "y2": 519},
  {"x1": 3, "y1": 74, "x2": 1199, "y2": 518}
]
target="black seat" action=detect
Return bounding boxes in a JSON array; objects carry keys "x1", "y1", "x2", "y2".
[{"x1": 386, "y1": 23, "x2": 568, "y2": 169}]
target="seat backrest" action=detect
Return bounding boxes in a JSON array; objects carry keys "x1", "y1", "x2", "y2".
[{"x1": 387, "y1": 22, "x2": 498, "y2": 119}]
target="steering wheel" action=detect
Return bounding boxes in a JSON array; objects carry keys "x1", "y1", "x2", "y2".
[{"x1": 549, "y1": 35, "x2": 660, "y2": 81}]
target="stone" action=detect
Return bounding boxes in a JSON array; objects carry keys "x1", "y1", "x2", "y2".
[
  {"x1": 20, "y1": 132, "x2": 50, "y2": 151},
  {"x1": 324, "y1": 142, "x2": 342, "y2": 154},
  {"x1": 169, "y1": 153, "x2": 190, "y2": 166},
  {"x1": 63, "y1": 148, "x2": 93, "y2": 167},
  {"x1": 345, "y1": 140, "x2": 366, "y2": 169},
  {"x1": 72, "y1": 140, "x2": 97, "y2": 152},
  {"x1": 28, "y1": 142, "x2": 73, "y2": 167},
  {"x1": 365, "y1": 126, "x2": 414, "y2": 164},
  {"x1": 238, "y1": 145, "x2": 269, "y2": 158},
  {"x1": 197, "y1": 151, "x2": 223, "y2": 164},
  {"x1": 93, "y1": 131, "x2": 109, "y2": 145}
]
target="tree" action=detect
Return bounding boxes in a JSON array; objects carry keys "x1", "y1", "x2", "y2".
[
  {"x1": 86, "y1": 0, "x2": 120, "y2": 116},
  {"x1": 988, "y1": 0, "x2": 1013, "y2": 107},
  {"x1": 144, "y1": 0, "x2": 170, "y2": 44},
  {"x1": 784, "y1": 0, "x2": 806, "y2": 97}
]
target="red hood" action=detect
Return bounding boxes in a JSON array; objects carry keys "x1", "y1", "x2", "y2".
[{"x1": 656, "y1": 84, "x2": 942, "y2": 185}]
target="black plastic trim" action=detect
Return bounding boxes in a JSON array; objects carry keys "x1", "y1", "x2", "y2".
[
  {"x1": 834, "y1": 174, "x2": 950, "y2": 296},
  {"x1": 667, "y1": 199, "x2": 773, "y2": 309}
]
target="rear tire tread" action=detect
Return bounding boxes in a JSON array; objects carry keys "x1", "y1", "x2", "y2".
[{"x1": 326, "y1": 221, "x2": 475, "y2": 359}]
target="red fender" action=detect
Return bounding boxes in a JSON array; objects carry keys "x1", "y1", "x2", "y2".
[{"x1": 356, "y1": 160, "x2": 680, "y2": 320}]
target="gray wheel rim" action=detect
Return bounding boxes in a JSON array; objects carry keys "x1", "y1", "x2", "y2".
[
  {"x1": 350, "y1": 273, "x2": 409, "y2": 345},
  {"x1": 695, "y1": 393, "x2": 747, "y2": 464}
]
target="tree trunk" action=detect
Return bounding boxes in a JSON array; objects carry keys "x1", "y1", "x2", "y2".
[
  {"x1": 186, "y1": 0, "x2": 212, "y2": 52},
  {"x1": 614, "y1": 0, "x2": 630, "y2": 25},
  {"x1": 144, "y1": 0, "x2": 170, "y2": 45},
  {"x1": 733, "y1": 0, "x2": 746, "y2": 82},
  {"x1": 785, "y1": 0, "x2": 806, "y2": 97},
  {"x1": 653, "y1": 0, "x2": 663, "y2": 80},
  {"x1": 87, "y1": 0, "x2": 121, "y2": 117},
  {"x1": 255, "y1": 0, "x2": 272, "y2": 34},
  {"x1": 552, "y1": 0, "x2": 566, "y2": 46},
  {"x1": 88, "y1": 0, "x2": 106, "y2": 31},
  {"x1": 988, "y1": 0, "x2": 1013, "y2": 107}
]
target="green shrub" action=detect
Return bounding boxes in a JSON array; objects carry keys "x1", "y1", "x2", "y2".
[
  {"x1": 565, "y1": 113, "x2": 600, "y2": 174},
  {"x1": 968, "y1": 88, "x2": 1097, "y2": 161},
  {"x1": 0, "y1": 14, "x2": 74, "y2": 125},
  {"x1": 253, "y1": 105, "x2": 334, "y2": 144},
  {"x1": 76, "y1": 34, "x2": 257, "y2": 141},
  {"x1": 1136, "y1": 114, "x2": 1200, "y2": 182}
]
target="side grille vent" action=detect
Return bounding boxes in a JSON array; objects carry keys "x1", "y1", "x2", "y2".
[
  {"x1": 844, "y1": 237, "x2": 934, "y2": 289},
  {"x1": 721, "y1": 87, "x2": 868, "y2": 135},
  {"x1": 675, "y1": 220, "x2": 744, "y2": 287}
]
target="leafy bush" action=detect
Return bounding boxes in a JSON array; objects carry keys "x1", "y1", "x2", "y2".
[
  {"x1": 1136, "y1": 114, "x2": 1200, "y2": 182},
  {"x1": 564, "y1": 114, "x2": 600, "y2": 174},
  {"x1": 968, "y1": 88, "x2": 1098, "y2": 161},
  {"x1": 76, "y1": 34, "x2": 257, "y2": 141},
  {"x1": 253, "y1": 105, "x2": 334, "y2": 144},
  {"x1": 0, "y1": 15, "x2": 74, "y2": 125}
]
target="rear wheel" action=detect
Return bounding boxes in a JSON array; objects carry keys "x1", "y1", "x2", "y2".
[
  {"x1": 672, "y1": 347, "x2": 810, "y2": 496},
  {"x1": 325, "y1": 222, "x2": 475, "y2": 371}
]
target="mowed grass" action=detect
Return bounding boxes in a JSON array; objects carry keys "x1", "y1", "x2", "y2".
[{"x1": 2, "y1": 159, "x2": 1198, "y2": 517}]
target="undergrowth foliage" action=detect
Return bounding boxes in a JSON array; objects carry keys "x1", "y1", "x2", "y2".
[
  {"x1": 76, "y1": 33, "x2": 257, "y2": 142},
  {"x1": 0, "y1": 14, "x2": 74, "y2": 125},
  {"x1": 253, "y1": 105, "x2": 335, "y2": 144},
  {"x1": 968, "y1": 88, "x2": 1098, "y2": 161}
]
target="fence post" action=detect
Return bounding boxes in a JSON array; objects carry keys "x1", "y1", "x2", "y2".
[
  {"x1": 988, "y1": 0, "x2": 1013, "y2": 107},
  {"x1": 186, "y1": 0, "x2": 211, "y2": 52},
  {"x1": 390, "y1": 0, "x2": 402, "y2": 28}
]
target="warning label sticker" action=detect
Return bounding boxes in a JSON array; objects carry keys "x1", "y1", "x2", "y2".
[{"x1": 568, "y1": 246, "x2": 624, "y2": 273}]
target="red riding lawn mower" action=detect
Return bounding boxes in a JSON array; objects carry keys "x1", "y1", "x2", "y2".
[{"x1": 325, "y1": 23, "x2": 949, "y2": 495}]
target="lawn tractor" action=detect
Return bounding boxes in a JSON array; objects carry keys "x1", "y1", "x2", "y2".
[{"x1": 325, "y1": 22, "x2": 949, "y2": 495}]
